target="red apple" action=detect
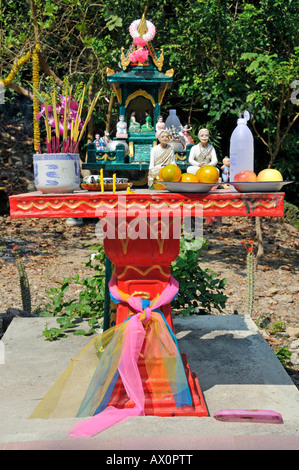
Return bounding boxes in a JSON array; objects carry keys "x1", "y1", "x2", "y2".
[{"x1": 233, "y1": 170, "x2": 257, "y2": 182}]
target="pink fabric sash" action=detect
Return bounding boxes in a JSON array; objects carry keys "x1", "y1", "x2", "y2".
[{"x1": 67, "y1": 276, "x2": 179, "y2": 438}]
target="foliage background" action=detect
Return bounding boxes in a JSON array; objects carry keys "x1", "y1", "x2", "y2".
[{"x1": 0, "y1": 0, "x2": 298, "y2": 203}]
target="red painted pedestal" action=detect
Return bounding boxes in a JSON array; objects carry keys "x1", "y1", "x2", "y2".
[{"x1": 9, "y1": 189, "x2": 285, "y2": 417}]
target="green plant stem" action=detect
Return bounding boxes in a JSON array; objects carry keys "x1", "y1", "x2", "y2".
[
  {"x1": 16, "y1": 256, "x2": 31, "y2": 313},
  {"x1": 246, "y1": 251, "x2": 255, "y2": 316}
]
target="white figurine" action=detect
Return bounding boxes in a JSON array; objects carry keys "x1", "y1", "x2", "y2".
[
  {"x1": 187, "y1": 128, "x2": 218, "y2": 175},
  {"x1": 148, "y1": 130, "x2": 175, "y2": 187},
  {"x1": 116, "y1": 115, "x2": 128, "y2": 139},
  {"x1": 155, "y1": 115, "x2": 165, "y2": 133},
  {"x1": 221, "y1": 157, "x2": 230, "y2": 183}
]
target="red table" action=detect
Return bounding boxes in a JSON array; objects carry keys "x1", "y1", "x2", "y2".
[{"x1": 9, "y1": 188, "x2": 285, "y2": 417}]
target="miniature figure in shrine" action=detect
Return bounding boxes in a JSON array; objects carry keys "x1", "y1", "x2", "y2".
[
  {"x1": 156, "y1": 116, "x2": 165, "y2": 133},
  {"x1": 116, "y1": 115, "x2": 128, "y2": 139},
  {"x1": 187, "y1": 128, "x2": 218, "y2": 175},
  {"x1": 179, "y1": 125, "x2": 194, "y2": 148},
  {"x1": 141, "y1": 110, "x2": 154, "y2": 132},
  {"x1": 221, "y1": 157, "x2": 230, "y2": 183},
  {"x1": 129, "y1": 111, "x2": 141, "y2": 132},
  {"x1": 148, "y1": 129, "x2": 175, "y2": 186},
  {"x1": 103, "y1": 131, "x2": 110, "y2": 145},
  {"x1": 168, "y1": 125, "x2": 180, "y2": 141},
  {"x1": 94, "y1": 133, "x2": 105, "y2": 150}
]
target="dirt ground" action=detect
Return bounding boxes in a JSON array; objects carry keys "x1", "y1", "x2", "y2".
[{"x1": 0, "y1": 213, "x2": 298, "y2": 388}]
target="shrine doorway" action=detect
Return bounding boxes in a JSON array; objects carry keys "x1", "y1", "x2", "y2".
[{"x1": 126, "y1": 94, "x2": 155, "y2": 129}]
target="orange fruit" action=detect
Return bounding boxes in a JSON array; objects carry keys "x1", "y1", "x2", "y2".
[
  {"x1": 180, "y1": 173, "x2": 199, "y2": 182},
  {"x1": 153, "y1": 181, "x2": 165, "y2": 190},
  {"x1": 160, "y1": 164, "x2": 182, "y2": 182},
  {"x1": 196, "y1": 165, "x2": 219, "y2": 183}
]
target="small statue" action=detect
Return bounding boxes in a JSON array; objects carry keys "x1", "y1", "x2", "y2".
[
  {"x1": 93, "y1": 133, "x2": 105, "y2": 150},
  {"x1": 103, "y1": 130, "x2": 110, "y2": 146},
  {"x1": 141, "y1": 110, "x2": 154, "y2": 132},
  {"x1": 116, "y1": 115, "x2": 128, "y2": 139},
  {"x1": 128, "y1": 111, "x2": 141, "y2": 132},
  {"x1": 221, "y1": 157, "x2": 230, "y2": 183},
  {"x1": 148, "y1": 129, "x2": 175, "y2": 187},
  {"x1": 170, "y1": 125, "x2": 180, "y2": 141},
  {"x1": 156, "y1": 116, "x2": 165, "y2": 133},
  {"x1": 187, "y1": 128, "x2": 218, "y2": 175},
  {"x1": 179, "y1": 125, "x2": 194, "y2": 148}
]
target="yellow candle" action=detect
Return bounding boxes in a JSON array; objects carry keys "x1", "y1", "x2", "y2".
[
  {"x1": 100, "y1": 169, "x2": 104, "y2": 193},
  {"x1": 113, "y1": 174, "x2": 116, "y2": 193}
]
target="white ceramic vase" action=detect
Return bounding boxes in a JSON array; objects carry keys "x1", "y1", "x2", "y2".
[{"x1": 33, "y1": 153, "x2": 81, "y2": 193}]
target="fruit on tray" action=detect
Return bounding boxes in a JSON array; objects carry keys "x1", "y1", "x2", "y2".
[
  {"x1": 196, "y1": 165, "x2": 219, "y2": 183},
  {"x1": 160, "y1": 164, "x2": 182, "y2": 182},
  {"x1": 153, "y1": 180, "x2": 165, "y2": 190},
  {"x1": 180, "y1": 173, "x2": 199, "y2": 182},
  {"x1": 233, "y1": 170, "x2": 257, "y2": 182},
  {"x1": 257, "y1": 168, "x2": 283, "y2": 182}
]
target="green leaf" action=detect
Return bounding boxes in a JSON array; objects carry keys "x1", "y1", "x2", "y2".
[{"x1": 73, "y1": 329, "x2": 88, "y2": 336}]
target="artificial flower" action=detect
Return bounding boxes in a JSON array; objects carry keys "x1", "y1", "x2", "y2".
[
  {"x1": 133, "y1": 37, "x2": 146, "y2": 47},
  {"x1": 129, "y1": 48, "x2": 149, "y2": 64}
]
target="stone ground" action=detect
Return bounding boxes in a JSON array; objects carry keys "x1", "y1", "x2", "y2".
[{"x1": 0, "y1": 213, "x2": 298, "y2": 388}]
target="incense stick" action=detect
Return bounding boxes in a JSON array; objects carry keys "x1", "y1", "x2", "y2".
[
  {"x1": 51, "y1": 91, "x2": 59, "y2": 139},
  {"x1": 40, "y1": 86, "x2": 102, "y2": 154},
  {"x1": 62, "y1": 87, "x2": 69, "y2": 149},
  {"x1": 73, "y1": 86, "x2": 85, "y2": 143},
  {"x1": 44, "y1": 100, "x2": 52, "y2": 152},
  {"x1": 51, "y1": 90, "x2": 60, "y2": 152},
  {"x1": 74, "y1": 90, "x2": 101, "y2": 152}
]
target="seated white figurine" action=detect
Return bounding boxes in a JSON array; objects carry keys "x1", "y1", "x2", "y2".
[
  {"x1": 187, "y1": 128, "x2": 218, "y2": 175},
  {"x1": 155, "y1": 115, "x2": 165, "y2": 133},
  {"x1": 148, "y1": 130, "x2": 175, "y2": 187},
  {"x1": 116, "y1": 115, "x2": 128, "y2": 139}
]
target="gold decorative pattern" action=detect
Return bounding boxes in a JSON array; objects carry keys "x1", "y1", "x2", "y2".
[
  {"x1": 120, "y1": 47, "x2": 132, "y2": 71},
  {"x1": 106, "y1": 69, "x2": 122, "y2": 103},
  {"x1": 15, "y1": 198, "x2": 278, "y2": 213},
  {"x1": 129, "y1": 141, "x2": 134, "y2": 159},
  {"x1": 165, "y1": 69, "x2": 174, "y2": 77},
  {"x1": 131, "y1": 291, "x2": 151, "y2": 299},
  {"x1": 112, "y1": 83, "x2": 122, "y2": 104},
  {"x1": 117, "y1": 265, "x2": 170, "y2": 279},
  {"x1": 125, "y1": 89, "x2": 155, "y2": 108},
  {"x1": 146, "y1": 41, "x2": 164, "y2": 71},
  {"x1": 96, "y1": 153, "x2": 116, "y2": 162},
  {"x1": 158, "y1": 83, "x2": 168, "y2": 105},
  {"x1": 175, "y1": 153, "x2": 187, "y2": 161}
]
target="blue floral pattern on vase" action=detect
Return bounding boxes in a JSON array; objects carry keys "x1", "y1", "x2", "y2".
[{"x1": 33, "y1": 153, "x2": 81, "y2": 193}]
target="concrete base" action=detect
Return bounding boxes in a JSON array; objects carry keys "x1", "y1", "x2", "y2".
[{"x1": 0, "y1": 315, "x2": 299, "y2": 450}]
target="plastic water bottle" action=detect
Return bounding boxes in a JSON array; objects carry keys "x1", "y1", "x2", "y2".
[
  {"x1": 165, "y1": 109, "x2": 182, "y2": 132},
  {"x1": 229, "y1": 111, "x2": 254, "y2": 182}
]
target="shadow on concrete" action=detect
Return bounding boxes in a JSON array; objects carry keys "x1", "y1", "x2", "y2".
[{"x1": 173, "y1": 315, "x2": 294, "y2": 391}]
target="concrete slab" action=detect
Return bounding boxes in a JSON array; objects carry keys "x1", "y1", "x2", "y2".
[{"x1": 0, "y1": 315, "x2": 298, "y2": 450}]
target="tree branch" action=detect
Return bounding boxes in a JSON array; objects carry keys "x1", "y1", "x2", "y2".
[
  {"x1": 29, "y1": 0, "x2": 63, "y2": 87},
  {"x1": 7, "y1": 82, "x2": 34, "y2": 100},
  {"x1": 38, "y1": 52, "x2": 63, "y2": 87}
]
